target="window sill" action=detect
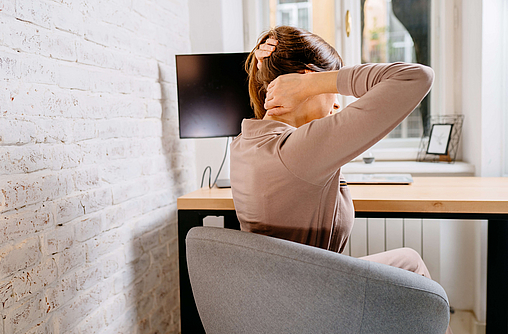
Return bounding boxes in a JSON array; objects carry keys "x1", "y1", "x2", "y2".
[{"x1": 341, "y1": 161, "x2": 475, "y2": 177}]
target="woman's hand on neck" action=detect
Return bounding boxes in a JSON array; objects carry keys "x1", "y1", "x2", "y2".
[
  {"x1": 263, "y1": 93, "x2": 337, "y2": 127},
  {"x1": 262, "y1": 106, "x2": 309, "y2": 128}
]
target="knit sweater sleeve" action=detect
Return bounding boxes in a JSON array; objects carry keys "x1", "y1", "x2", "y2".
[{"x1": 278, "y1": 62, "x2": 434, "y2": 185}]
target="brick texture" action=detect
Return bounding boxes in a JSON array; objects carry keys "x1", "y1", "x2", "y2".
[{"x1": 0, "y1": 0, "x2": 195, "y2": 333}]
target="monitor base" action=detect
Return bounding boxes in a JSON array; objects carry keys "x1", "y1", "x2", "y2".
[{"x1": 216, "y1": 179, "x2": 231, "y2": 188}]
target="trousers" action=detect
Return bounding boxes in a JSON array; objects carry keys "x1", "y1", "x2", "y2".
[
  {"x1": 360, "y1": 247, "x2": 431, "y2": 278},
  {"x1": 360, "y1": 247, "x2": 453, "y2": 334}
]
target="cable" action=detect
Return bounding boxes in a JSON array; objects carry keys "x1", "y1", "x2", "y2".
[
  {"x1": 199, "y1": 137, "x2": 230, "y2": 189},
  {"x1": 211, "y1": 137, "x2": 230, "y2": 188},
  {"x1": 200, "y1": 166, "x2": 212, "y2": 188}
]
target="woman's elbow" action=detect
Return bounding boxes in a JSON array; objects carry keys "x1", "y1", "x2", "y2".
[{"x1": 414, "y1": 64, "x2": 435, "y2": 92}]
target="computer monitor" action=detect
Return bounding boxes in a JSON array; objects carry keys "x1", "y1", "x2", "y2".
[{"x1": 176, "y1": 52, "x2": 254, "y2": 139}]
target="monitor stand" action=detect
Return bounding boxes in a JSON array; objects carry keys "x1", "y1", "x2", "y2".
[{"x1": 216, "y1": 178, "x2": 231, "y2": 188}]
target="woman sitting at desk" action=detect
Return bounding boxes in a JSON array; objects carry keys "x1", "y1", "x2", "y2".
[{"x1": 230, "y1": 26, "x2": 435, "y2": 284}]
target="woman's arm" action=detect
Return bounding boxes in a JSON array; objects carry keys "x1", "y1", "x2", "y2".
[
  {"x1": 278, "y1": 62, "x2": 434, "y2": 185},
  {"x1": 264, "y1": 71, "x2": 339, "y2": 116}
]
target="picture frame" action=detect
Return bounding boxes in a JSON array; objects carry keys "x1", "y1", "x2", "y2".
[
  {"x1": 417, "y1": 114, "x2": 464, "y2": 163},
  {"x1": 426, "y1": 124, "x2": 454, "y2": 155}
]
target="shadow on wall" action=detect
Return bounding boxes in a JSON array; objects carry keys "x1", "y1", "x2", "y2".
[
  {"x1": 126, "y1": 219, "x2": 181, "y2": 333},
  {"x1": 123, "y1": 62, "x2": 196, "y2": 333},
  {"x1": 110, "y1": 63, "x2": 196, "y2": 333},
  {"x1": 157, "y1": 61, "x2": 198, "y2": 332},
  {"x1": 159, "y1": 63, "x2": 197, "y2": 192}
]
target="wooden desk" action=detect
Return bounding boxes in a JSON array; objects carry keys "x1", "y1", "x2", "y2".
[{"x1": 178, "y1": 177, "x2": 508, "y2": 334}]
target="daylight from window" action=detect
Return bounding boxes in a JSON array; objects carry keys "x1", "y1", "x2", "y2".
[
  {"x1": 267, "y1": 0, "x2": 431, "y2": 141},
  {"x1": 276, "y1": 0, "x2": 312, "y2": 31},
  {"x1": 362, "y1": 0, "x2": 429, "y2": 139}
]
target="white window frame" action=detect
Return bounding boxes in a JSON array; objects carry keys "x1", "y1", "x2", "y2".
[{"x1": 242, "y1": 0, "x2": 271, "y2": 51}]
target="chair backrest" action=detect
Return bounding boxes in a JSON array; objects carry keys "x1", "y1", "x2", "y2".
[{"x1": 186, "y1": 226, "x2": 450, "y2": 334}]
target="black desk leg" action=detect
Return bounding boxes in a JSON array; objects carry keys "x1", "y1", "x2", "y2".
[
  {"x1": 486, "y1": 220, "x2": 508, "y2": 334},
  {"x1": 224, "y1": 213, "x2": 240, "y2": 230},
  {"x1": 178, "y1": 210, "x2": 206, "y2": 334}
]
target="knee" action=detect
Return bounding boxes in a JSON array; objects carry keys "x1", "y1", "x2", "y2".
[
  {"x1": 400, "y1": 247, "x2": 424, "y2": 263},
  {"x1": 398, "y1": 247, "x2": 424, "y2": 268},
  {"x1": 400, "y1": 247, "x2": 423, "y2": 262},
  {"x1": 399, "y1": 247, "x2": 430, "y2": 278}
]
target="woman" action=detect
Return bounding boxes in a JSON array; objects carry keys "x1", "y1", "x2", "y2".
[{"x1": 230, "y1": 26, "x2": 434, "y2": 279}]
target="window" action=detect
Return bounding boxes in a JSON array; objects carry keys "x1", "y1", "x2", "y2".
[
  {"x1": 266, "y1": 0, "x2": 335, "y2": 47},
  {"x1": 361, "y1": 0, "x2": 429, "y2": 139},
  {"x1": 272, "y1": 0, "x2": 312, "y2": 31},
  {"x1": 245, "y1": 0, "x2": 448, "y2": 160}
]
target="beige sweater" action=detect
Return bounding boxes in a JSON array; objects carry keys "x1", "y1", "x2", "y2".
[{"x1": 230, "y1": 63, "x2": 434, "y2": 252}]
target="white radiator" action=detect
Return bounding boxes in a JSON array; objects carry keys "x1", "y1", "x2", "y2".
[{"x1": 343, "y1": 218, "x2": 441, "y2": 281}]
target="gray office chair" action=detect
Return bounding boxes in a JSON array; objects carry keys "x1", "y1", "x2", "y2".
[{"x1": 186, "y1": 226, "x2": 450, "y2": 334}]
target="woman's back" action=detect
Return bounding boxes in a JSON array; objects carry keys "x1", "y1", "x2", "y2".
[
  {"x1": 231, "y1": 62, "x2": 434, "y2": 253},
  {"x1": 231, "y1": 118, "x2": 354, "y2": 251}
]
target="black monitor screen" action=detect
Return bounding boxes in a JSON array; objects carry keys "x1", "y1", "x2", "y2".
[{"x1": 176, "y1": 53, "x2": 254, "y2": 138}]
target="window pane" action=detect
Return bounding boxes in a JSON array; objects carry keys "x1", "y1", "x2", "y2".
[
  {"x1": 275, "y1": 0, "x2": 312, "y2": 32},
  {"x1": 298, "y1": 8, "x2": 309, "y2": 31},
  {"x1": 281, "y1": 11, "x2": 291, "y2": 26},
  {"x1": 361, "y1": 0, "x2": 431, "y2": 138}
]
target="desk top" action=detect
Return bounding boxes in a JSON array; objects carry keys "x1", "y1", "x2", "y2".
[{"x1": 177, "y1": 177, "x2": 508, "y2": 214}]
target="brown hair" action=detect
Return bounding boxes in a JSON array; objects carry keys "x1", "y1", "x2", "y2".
[{"x1": 246, "y1": 26, "x2": 343, "y2": 119}]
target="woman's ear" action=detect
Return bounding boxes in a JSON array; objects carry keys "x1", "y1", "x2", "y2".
[
  {"x1": 297, "y1": 66, "x2": 316, "y2": 74},
  {"x1": 304, "y1": 63, "x2": 319, "y2": 73}
]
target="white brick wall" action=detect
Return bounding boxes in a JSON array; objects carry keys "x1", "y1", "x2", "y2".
[{"x1": 0, "y1": 0, "x2": 195, "y2": 333}]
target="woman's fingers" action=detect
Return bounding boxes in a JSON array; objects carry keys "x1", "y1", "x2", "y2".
[
  {"x1": 265, "y1": 38, "x2": 278, "y2": 46},
  {"x1": 263, "y1": 38, "x2": 278, "y2": 49},
  {"x1": 264, "y1": 73, "x2": 311, "y2": 115},
  {"x1": 264, "y1": 87, "x2": 278, "y2": 107},
  {"x1": 265, "y1": 94, "x2": 290, "y2": 115},
  {"x1": 265, "y1": 86, "x2": 274, "y2": 101},
  {"x1": 255, "y1": 49, "x2": 271, "y2": 69},
  {"x1": 264, "y1": 97, "x2": 277, "y2": 110},
  {"x1": 258, "y1": 43, "x2": 276, "y2": 52},
  {"x1": 255, "y1": 49, "x2": 272, "y2": 60},
  {"x1": 265, "y1": 102, "x2": 284, "y2": 111},
  {"x1": 256, "y1": 38, "x2": 278, "y2": 69},
  {"x1": 266, "y1": 107, "x2": 288, "y2": 116}
]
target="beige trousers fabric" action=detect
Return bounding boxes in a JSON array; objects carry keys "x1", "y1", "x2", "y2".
[
  {"x1": 360, "y1": 247, "x2": 432, "y2": 279},
  {"x1": 360, "y1": 248, "x2": 453, "y2": 334}
]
